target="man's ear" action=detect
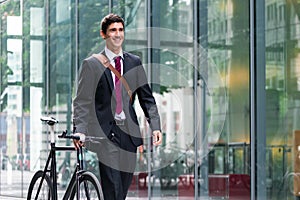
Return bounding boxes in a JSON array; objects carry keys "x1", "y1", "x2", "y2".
[{"x1": 100, "y1": 30, "x2": 106, "y2": 39}]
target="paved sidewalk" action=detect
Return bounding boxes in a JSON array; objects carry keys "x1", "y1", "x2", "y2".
[{"x1": 0, "y1": 196, "x2": 25, "y2": 200}]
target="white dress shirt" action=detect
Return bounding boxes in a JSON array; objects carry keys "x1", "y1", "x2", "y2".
[{"x1": 104, "y1": 46, "x2": 126, "y2": 120}]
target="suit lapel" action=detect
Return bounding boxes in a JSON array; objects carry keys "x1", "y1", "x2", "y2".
[
  {"x1": 123, "y1": 53, "x2": 128, "y2": 74},
  {"x1": 104, "y1": 68, "x2": 114, "y2": 91}
]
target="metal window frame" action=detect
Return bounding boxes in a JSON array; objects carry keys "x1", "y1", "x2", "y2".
[{"x1": 250, "y1": 0, "x2": 266, "y2": 199}]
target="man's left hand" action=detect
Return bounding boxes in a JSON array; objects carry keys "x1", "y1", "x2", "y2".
[{"x1": 152, "y1": 130, "x2": 162, "y2": 146}]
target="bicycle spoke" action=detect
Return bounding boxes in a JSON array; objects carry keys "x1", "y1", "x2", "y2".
[
  {"x1": 79, "y1": 180, "x2": 97, "y2": 199},
  {"x1": 83, "y1": 180, "x2": 91, "y2": 199}
]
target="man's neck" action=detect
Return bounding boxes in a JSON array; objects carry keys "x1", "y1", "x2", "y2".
[
  {"x1": 105, "y1": 46, "x2": 123, "y2": 60},
  {"x1": 106, "y1": 46, "x2": 122, "y2": 55},
  {"x1": 111, "y1": 49, "x2": 121, "y2": 55}
]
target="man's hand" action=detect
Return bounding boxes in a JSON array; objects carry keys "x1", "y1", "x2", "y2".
[
  {"x1": 73, "y1": 133, "x2": 86, "y2": 149},
  {"x1": 152, "y1": 130, "x2": 162, "y2": 146}
]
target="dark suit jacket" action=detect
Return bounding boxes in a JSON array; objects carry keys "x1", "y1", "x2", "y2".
[{"x1": 73, "y1": 51, "x2": 161, "y2": 153}]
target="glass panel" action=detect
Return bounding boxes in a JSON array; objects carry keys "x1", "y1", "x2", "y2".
[
  {"x1": 123, "y1": 1, "x2": 149, "y2": 198},
  {"x1": 202, "y1": 0, "x2": 251, "y2": 199},
  {"x1": 78, "y1": 1, "x2": 105, "y2": 62},
  {"x1": 20, "y1": 4, "x2": 46, "y2": 198},
  {"x1": 30, "y1": 7, "x2": 44, "y2": 36},
  {"x1": 7, "y1": 16, "x2": 22, "y2": 36},
  {"x1": 1, "y1": 37, "x2": 23, "y2": 197},
  {"x1": 42, "y1": 0, "x2": 74, "y2": 198},
  {"x1": 0, "y1": 1, "x2": 22, "y2": 197},
  {"x1": 265, "y1": 0, "x2": 300, "y2": 199},
  {"x1": 140, "y1": 1, "x2": 195, "y2": 199}
]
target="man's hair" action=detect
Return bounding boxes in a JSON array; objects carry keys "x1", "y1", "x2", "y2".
[{"x1": 101, "y1": 13, "x2": 125, "y2": 34}]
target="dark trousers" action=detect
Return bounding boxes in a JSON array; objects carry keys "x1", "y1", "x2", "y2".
[{"x1": 98, "y1": 124, "x2": 137, "y2": 200}]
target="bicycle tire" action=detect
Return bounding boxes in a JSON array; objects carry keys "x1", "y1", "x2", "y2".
[
  {"x1": 69, "y1": 171, "x2": 104, "y2": 200},
  {"x1": 27, "y1": 170, "x2": 53, "y2": 200}
]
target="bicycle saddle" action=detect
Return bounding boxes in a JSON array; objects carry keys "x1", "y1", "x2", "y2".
[{"x1": 40, "y1": 116, "x2": 59, "y2": 126}]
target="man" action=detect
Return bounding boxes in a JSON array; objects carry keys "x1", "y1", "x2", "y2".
[{"x1": 73, "y1": 13, "x2": 162, "y2": 200}]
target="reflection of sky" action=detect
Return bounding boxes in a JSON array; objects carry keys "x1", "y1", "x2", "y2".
[
  {"x1": 7, "y1": 16, "x2": 22, "y2": 83},
  {"x1": 171, "y1": 0, "x2": 190, "y2": 5},
  {"x1": 7, "y1": 39, "x2": 22, "y2": 82},
  {"x1": 7, "y1": 16, "x2": 22, "y2": 35}
]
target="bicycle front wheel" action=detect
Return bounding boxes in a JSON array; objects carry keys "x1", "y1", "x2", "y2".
[
  {"x1": 27, "y1": 170, "x2": 53, "y2": 200},
  {"x1": 69, "y1": 171, "x2": 104, "y2": 200}
]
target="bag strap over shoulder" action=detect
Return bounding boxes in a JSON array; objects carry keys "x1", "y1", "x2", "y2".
[{"x1": 92, "y1": 54, "x2": 132, "y2": 102}]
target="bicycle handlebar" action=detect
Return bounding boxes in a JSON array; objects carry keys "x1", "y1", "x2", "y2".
[{"x1": 58, "y1": 130, "x2": 80, "y2": 140}]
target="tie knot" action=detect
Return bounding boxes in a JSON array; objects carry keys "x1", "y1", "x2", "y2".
[
  {"x1": 115, "y1": 56, "x2": 121, "y2": 73},
  {"x1": 114, "y1": 56, "x2": 121, "y2": 63}
]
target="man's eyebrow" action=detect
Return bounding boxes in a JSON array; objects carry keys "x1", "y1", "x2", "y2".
[{"x1": 109, "y1": 27, "x2": 124, "y2": 31}]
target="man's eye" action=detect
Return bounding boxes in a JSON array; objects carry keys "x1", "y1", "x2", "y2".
[{"x1": 109, "y1": 28, "x2": 124, "y2": 32}]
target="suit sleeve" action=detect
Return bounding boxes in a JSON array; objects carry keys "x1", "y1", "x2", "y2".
[
  {"x1": 73, "y1": 60, "x2": 98, "y2": 134},
  {"x1": 135, "y1": 60, "x2": 161, "y2": 131}
]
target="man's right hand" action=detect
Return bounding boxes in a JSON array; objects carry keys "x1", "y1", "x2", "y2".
[{"x1": 73, "y1": 133, "x2": 86, "y2": 149}]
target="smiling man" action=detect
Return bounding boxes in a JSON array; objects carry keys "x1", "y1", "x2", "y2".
[{"x1": 73, "y1": 13, "x2": 162, "y2": 200}]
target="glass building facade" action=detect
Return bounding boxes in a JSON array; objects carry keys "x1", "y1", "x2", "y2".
[{"x1": 0, "y1": 0, "x2": 299, "y2": 199}]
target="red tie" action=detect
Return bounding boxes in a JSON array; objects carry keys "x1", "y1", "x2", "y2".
[{"x1": 115, "y1": 56, "x2": 122, "y2": 114}]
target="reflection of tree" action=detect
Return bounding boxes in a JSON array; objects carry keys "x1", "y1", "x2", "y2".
[
  {"x1": 157, "y1": 50, "x2": 193, "y2": 94},
  {"x1": 78, "y1": 2, "x2": 107, "y2": 61},
  {"x1": 124, "y1": 0, "x2": 143, "y2": 26}
]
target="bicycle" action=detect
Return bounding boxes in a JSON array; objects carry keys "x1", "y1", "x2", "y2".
[{"x1": 27, "y1": 116, "x2": 104, "y2": 200}]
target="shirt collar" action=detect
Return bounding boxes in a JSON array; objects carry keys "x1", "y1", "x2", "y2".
[{"x1": 104, "y1": 46, "x2": 123, "y2": 62}]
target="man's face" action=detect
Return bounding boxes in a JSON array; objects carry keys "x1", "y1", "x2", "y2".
[{"x1": 101, "y1": 22, "x2": 124, "y2": 54}]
